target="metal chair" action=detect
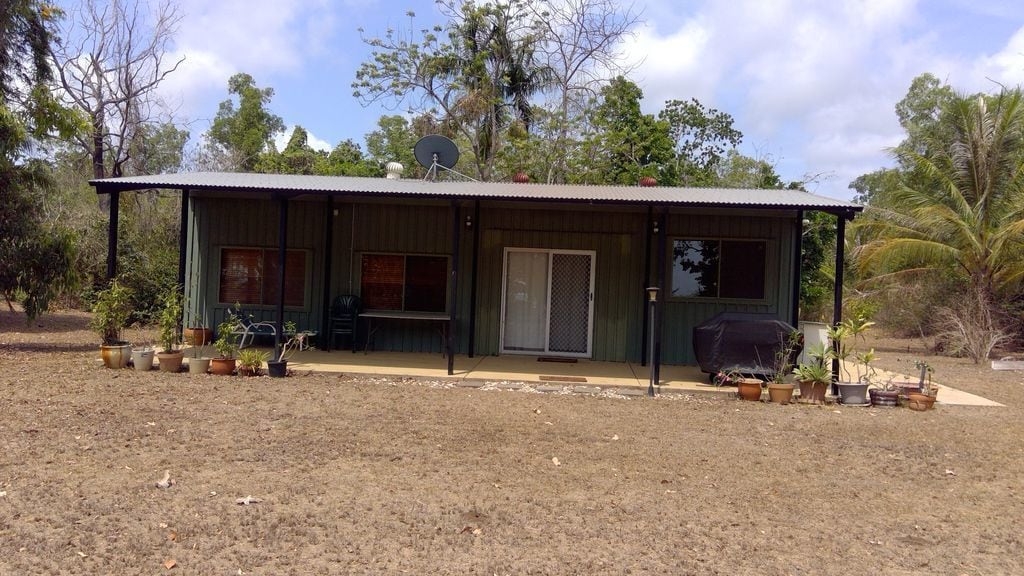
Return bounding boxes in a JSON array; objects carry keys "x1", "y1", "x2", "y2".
[{"x1": 329, "y1": 295, "x2": 361, "y2": 351}]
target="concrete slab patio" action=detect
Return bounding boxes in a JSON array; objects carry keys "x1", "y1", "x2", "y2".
[{"x1": 235, "y1": 348, "x2": 1003, "y2": 407}]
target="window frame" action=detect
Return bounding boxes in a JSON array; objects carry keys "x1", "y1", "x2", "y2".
[
  {"x1": 667, "y1": 237, "x2": 770, "y2": 303},
  {"x1": 217, "y1": 246, "x2": 311, "y2": 309},
  {"x1": 357, "y1": 252, "x2": 451, "y2": 313}
]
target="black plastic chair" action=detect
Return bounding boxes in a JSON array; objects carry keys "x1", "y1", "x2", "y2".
[{"x1": 329, "y1": 295, "x2": 361, "y2": 352}]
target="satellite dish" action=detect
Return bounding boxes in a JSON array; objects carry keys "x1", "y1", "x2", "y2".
[
  {"x1": 413, "y1": 135, "x2": 472, "y2": 181},
  {"x1": 414, "y1": 135, "x2": 460, "y2": 171}
]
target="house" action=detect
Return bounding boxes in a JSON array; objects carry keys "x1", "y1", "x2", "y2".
[{"x1": 90, "y1": 171, "x2": 861, "y2": 379}]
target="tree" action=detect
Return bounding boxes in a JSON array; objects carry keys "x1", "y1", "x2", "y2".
[
  {"x1": 1, "y1": 0, "x2": 81, "y2": 320},
  {"x1": 854, "y1": 90, "x2": 1024, "y2": 308},
  {"x1": 353, "y1": 1, "x2": 554, "y2": 180},
  {"x1": 573, "y1": 76, "x2": 675, "y2": 185},
  {"x1": 365, "y1": 114, "x2": 419, "y2": 172},
  {"x1": 714, "y1": 149, "x2": 782, "y2": 189},
  {"x1": 527, "y1": 0, "x2": 640, "y2": 183},
  {"x1": 660, "y1": 98, "x2": 743, "y2": 186},
  {"x1": 206, "y1": 73, "x2": 286, "y2": 171},
  {"x1": 49, "y1": 0, "x2": 183, "y2": 180}
]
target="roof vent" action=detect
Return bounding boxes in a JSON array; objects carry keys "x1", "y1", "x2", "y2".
[
  {"x1": 639, "y1": 176, "x2": 657, "y2": 187},
  {"x1": 512, "y1": 171, "x2": 530, "y2": 183},
  {"x1": 386, "y1": 161, "x2": 404, "y2": 179}
]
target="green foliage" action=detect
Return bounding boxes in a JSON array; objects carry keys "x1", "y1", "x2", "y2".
[
  {"x1": 573, "y1": 77, "x2": 676, "y2": 185},
  {"x1": 715, "y1": 149, "x2": 783, "y2": 189},
  {"x1": 353, "y1": 1, "x2": 553, "y2": 180},
  {"x1": 214, "y1": 315, "x2": 241, "y2": 359},
  {"x1": 365, "y1": 114, "x2": 419, "y2": 171},
  {"x1": 157, "y1": 285, "x2": 182, "y2": 352},
  {"x1": 659, "y1": 98, "x2": 743, "y2": 186},
  {"x1": 800, "y1": 211, "x2": 836, "y2": 321},
  {"x1": 237, "y1": 348, "x2": 270, "y2": 373},
  {"x1": 91, "y1": 279, "x2": 133, "y2": 345},
  {"x1": 207, "y1": 73, "x2": 285, "y2": 171}
]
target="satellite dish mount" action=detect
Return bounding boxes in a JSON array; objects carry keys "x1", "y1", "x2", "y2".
[{"x1": 413, "y1": 135, "x2": 476, "y2": 181}]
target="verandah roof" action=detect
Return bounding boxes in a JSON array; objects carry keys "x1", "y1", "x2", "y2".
[{"x1": 89, "y1": 171, "x2": 862, "y2": 214}]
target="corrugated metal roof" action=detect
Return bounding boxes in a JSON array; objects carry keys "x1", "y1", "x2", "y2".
[{"x1": 89, "y1": 171, "x2": 862, "y2": 212}]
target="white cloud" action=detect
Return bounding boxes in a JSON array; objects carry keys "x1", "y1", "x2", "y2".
[{"x1": 274, "y1": 125, "x2": 334, "y2": 153}]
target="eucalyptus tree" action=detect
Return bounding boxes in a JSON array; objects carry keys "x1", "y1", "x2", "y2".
[
  {"x1": 49, "y1": 0, "x2": 184, "y2": 181},
  {"x1": 206, "y1": 73, "x2": 286, "y2": 172},
  {"x1": 354, "y1": 1, "x2": 554, "y2": 180}
]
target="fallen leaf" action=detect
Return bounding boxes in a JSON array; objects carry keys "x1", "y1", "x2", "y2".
[
  {"x1": 0, "y1": 491, "x2": 6, "y2": 497},
  {"x1": 611, "y1": 434, "x2": 619, "y2": 441},
  {"x1": 155, "y1": 470, "x2": 174, "y2": 489},
  {"x1": 146, "y1": 422, "x2": 156, "y2": 427},
  {"x1": 235, "y1": 495, "x2": 263, "y2": 505},
  {"x1": 544, "y1": 421, "x2": 553, "y2": 426},
  {"x1": 159, "y1": 522, "x2": 168, "y2": 528},
  {"x1": 534, "y1": 409, "x2": 541, "y2": 414},
  {"x1": 76, "y1": 551, "x2": 87, "y2": 558},
  {"x1": 168, "y1": 531, "x2": 177, "y2": 541},
  {"x1": 945, "y1": 469, "x2": 956, "y2": 476},
  {"x1": 164, "y1": 558, "x2": 176, "y2": 569},
  {"x1": 472, "y1": 528, "x2": 482, "y2": 535},
  {"x1": 551, "y1": 457, "x2": 560, "y2": 466}
]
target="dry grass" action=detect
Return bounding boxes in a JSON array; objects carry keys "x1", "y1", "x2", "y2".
[{"x1": 1, "y1": 309, "x2": 1023, "y2": 575}]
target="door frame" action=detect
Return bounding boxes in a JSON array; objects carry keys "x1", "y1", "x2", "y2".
[{"x1": 498, "y1": 247, "x2": 596, "y2": 358}]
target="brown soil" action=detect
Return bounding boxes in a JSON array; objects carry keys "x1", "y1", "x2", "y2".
[{"x1": 2, "y1": 309, "x2": 1023, "y2": 575}]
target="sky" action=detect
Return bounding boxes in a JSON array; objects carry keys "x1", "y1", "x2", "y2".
[{"x1": 131, "y1": 0, "x2": 1024, "y2": 199}]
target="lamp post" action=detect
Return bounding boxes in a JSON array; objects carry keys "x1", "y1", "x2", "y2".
[{"x1": 646, "y1": 286, "x2": 660, "y2": 397}]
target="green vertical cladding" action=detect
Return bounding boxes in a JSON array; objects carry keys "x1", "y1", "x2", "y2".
[
  {"x1": 474, "y1": 204, "x2": 646, "y2": 362},
  {"x1": 188, "y1": 196, "x2": 326, "y2": 338},
  {"x1": 659, "y1": 210, "x2": 797, "y2": 365}
]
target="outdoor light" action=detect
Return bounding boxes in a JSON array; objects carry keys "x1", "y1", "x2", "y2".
[
  {"x1": 465, "y1": 214, "x2": 473, "y2": 229},
  {"x1": 652, "y1": 220, "x2": 660, "y2": 234},
  {"x1": 646, "y1": 287, "x2": 660, "y2": 396}
]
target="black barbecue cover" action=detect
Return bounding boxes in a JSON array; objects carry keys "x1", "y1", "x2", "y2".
[{"x1": 693, "y1": 312, "x2": 797, "y2": 376}]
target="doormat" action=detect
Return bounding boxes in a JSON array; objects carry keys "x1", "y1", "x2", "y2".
[
  {"x1": 539, "y1": 375, "x2": 587, "y2": 383},
  {"x1": 538, "y1": 357, "x2": 577, "y2": 363}
]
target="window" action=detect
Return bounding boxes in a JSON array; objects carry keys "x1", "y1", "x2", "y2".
[
  {"x1": 219, "y1": 248, "x2": 307, "y2": 307},
  {"x1": 360, "y1": 254, "x2": 448, "y2": 312},
  {"x1": 671, "y1": 239, "x2": 766, "y2": 300}
]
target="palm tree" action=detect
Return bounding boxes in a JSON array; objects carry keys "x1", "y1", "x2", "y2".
[{"x1": 854, "y1": 90, "x2": 1024, "y2": 303}]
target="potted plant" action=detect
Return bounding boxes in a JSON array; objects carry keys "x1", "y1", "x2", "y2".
[
  {"x1": 766, "y1": 331, "x2": 802, "y2": 404},
  {"x1": 906, "y1": 361, "x2": 938, "y2": 411},
  {"x1": 211, "y1": 314, "x2": 241, "y2": 375},
  {"x1": 828, "y1": 316, "x2": 877, "y2": 406},
  {"x1": 155, "y1": 286, "x2": 185, "y2": 373},
  {"x1": 187, "y1": 302, "x2": 212, "y2": 375},
  {"x1": 131, "y1": 336, "x2": 155, "y2": 372},
  {"x1": 715, "y1": 369, "x2": 763, "y2": 401},
  {"x1": 792, "y1": 343, "x2": 832, "y2": 404},
  {"x1": 237, "y1": 348, "x2": 270, "y2": 377},
  {"x1": 267, "y1": 321, "x2": 303, "y2": 378},
  {"x1": 91, "y1": 279, "x2": 134, "y2": 369}
]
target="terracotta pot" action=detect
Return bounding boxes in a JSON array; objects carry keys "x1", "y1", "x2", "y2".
[
  {"x1": 188, "y1": 357, "x2": 211, "y2": 374},
  {"x1": 892, "y1": 381, "x2": 922, "y2": 400},
  {"x1": 907, "y1": 392, "x2": 936, "y2": 411},
  {"x1": 100, "y1": 344, "x2": 131, "y2": 369},
  {"x1": 767, "y1": 382, "x2": 795, "y2": 404},
  {"x1": 869, "y1": 389, "x2": 899, "y2": 407},
  {"x1": 798, "y1": 380, "x2": 828, "y2": 404},
  {"x1": 736, "y1": 378, "x2": 763, "y2": 401},
  {"x1": 210, "y1": 357, "x2": 236, "y2": 376},
  {"x1": 157, "y1": 350, "x2": 184, "y2": 373},
  {"x1": 184, "y1": 327, "x2": 213, "y2": 346}
]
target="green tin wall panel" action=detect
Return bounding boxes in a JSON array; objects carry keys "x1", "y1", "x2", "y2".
[
  {"x1": 188, "y1": 197, "x2": 326, "y2": 341},
  {"x1": 659, "y1": 211, "x2": 796, "y2": 365}
]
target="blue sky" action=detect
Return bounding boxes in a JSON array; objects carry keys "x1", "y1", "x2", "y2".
[{"x1": 147, "y1": 0, "x2": 1024, "y2": 199}]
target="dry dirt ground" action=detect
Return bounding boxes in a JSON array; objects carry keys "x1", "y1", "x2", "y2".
[{"x1": 1, "y1": 308, "x2": 1023, "y2": 575}]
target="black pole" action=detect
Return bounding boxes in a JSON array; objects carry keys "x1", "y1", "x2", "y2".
[
  {"x1": 641, "y1": 206, "x2": 653, "y2": 366},
  {"x1": 447, "y1": 201, "x2": 461, "y2": 375},
  {"x1": 468, "y1": 200, "x2": 480, "y2": 358},
  {"x1": 176, "y1": 189, "x2": 190, "y2": 339},
  {"x1": 831, "y1": 213, "x2": 847, "y2": 393},
  {"x1": 791, "y1": 209, "x2": 804, "y2": 327},
  {"x1": 106, "y1": 190, "x2": 120, "y2": 280},
  {"x1": 275, "y1": 197, "x2": 288, "y2": 361},
  {"x1": 653, "y1": 207, "x2": 668, "y2": 386},
  {"x1": 321, "y1": 196, "x2": 334, "y2": 347}
]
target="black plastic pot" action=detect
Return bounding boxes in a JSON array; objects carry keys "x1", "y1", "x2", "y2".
[{"x1": 268, "y1": 360, "x2": 287, "y2": 378}]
